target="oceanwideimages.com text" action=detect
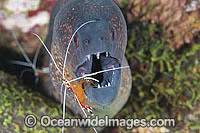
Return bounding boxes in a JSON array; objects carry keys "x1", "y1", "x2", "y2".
[{"x1": 25, "y1": 114, "x2": 176, "y2": 129}]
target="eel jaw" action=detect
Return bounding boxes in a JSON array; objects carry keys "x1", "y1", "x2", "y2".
[{"x1": 75, "y1": 52, "x2": 121, "y2": 106}]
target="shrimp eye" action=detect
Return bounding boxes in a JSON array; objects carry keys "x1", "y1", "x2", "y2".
[
  {"x1": 74, "y1": 33, "x2": 79, "y2": 47},
  {"x1": 110, "y1": 27, "x2": 116, "y2": 40}
]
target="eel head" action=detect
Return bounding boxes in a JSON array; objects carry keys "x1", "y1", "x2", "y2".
[{"x1": 73, "y1": 20, "x2": 123, "y2": 106}]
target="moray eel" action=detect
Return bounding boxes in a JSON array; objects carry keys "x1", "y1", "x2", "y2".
[{"x1": 44, "y1": 0, "x2": 132, "y2": 128}]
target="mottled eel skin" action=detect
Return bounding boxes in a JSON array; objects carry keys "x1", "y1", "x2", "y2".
[{"x1": 44, "y1": 0, "x2": 132, "y2": 126}]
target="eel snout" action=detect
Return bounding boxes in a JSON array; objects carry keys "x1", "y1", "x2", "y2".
[{"x1": 75, "y1": 51, "x2": 121, "y2": 106}]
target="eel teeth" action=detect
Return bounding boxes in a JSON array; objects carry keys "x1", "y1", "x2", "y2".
[
  {"x1": 96, "y1": 53, "x2": 100, "y2": 59},
  {"x1": 106, "y1": 52, "x2": 109, "y2": 57},
  {"x1": 86, "y1": 55, "x2": 90, "y2": 61},
  {"x1": 98, "y1": 84, "x2": 100, "y2": 88},
  {"x1": 87, "y1": 55, "x2": 90, "y2": 60},
  {"x1": 97, "y1": 82, "x2": 111, "y2": 88}
]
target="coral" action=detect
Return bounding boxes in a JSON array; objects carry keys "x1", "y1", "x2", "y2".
[
  {"x1": 127, "y1": 0, "x2": 200, "y2": 49},
  {"x1": 0, "y1": 0, "x2": 56, "y2": 55}
]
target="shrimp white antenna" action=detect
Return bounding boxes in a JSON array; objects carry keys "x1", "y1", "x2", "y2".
[
  {"x1": 62, "y1": 85, "x2": 68, "y2": 133},
  {"x1": 84, "y1": 66, "x2": 130, "y2": 77},
  {"x1": 93, "y1": 127, "x2": 97, "y2": 133},
  {"x1": 84, "y1": 77, "x2": 99, "y2": 83},
  {"x1": 62, "y1": 20, "x2": 96, "y2": 79},
  {"x1": 66, "y1": 66, "x2": 130, "y2": 84},
  {"x1": 33, "y1": 33, "x2": 62, "y2": 75}
]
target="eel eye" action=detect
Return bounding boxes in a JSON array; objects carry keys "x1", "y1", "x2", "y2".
[
  {"x1": 74, "y1": 33, "x2": 79, "y2": 47},
  {"x1": 111, "y1": 27, "x2": 116, "y2": 40}
]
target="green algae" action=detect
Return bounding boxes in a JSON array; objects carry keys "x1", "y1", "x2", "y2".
[
  {"x1": 0, "y1": 71, "x2": 76, "y2": 132},
  {"x1": 117, "y1": 21, "x2": 200, "y2": 132}
]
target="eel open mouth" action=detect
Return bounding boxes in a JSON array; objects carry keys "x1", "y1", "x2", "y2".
[{"x1": 75, "y1": 52, "x2": 121, "y2": 106}]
